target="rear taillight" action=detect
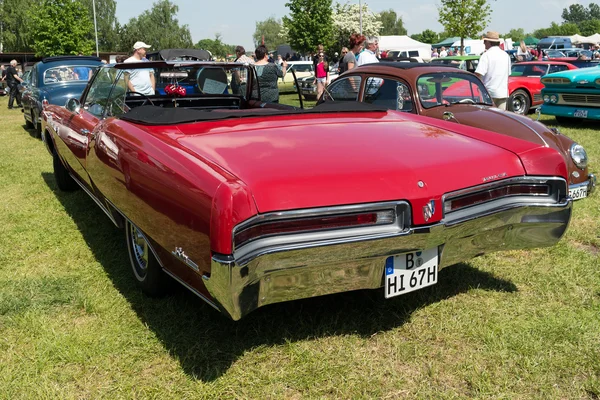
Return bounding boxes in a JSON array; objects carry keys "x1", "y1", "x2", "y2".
[
  {"x1": 444, "y1": 184, "x2": 550, "y2": 213},
  {"x1": 234, "y1": 210, "x2": 395, "y2": 248}
]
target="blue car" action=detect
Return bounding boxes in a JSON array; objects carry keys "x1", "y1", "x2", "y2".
[
  {"x1": 540, "y1": 65, "x2": 600, "y2": 122},
  {"x1": 22, "y1": 56, "x2": 103, "y2": 137}
]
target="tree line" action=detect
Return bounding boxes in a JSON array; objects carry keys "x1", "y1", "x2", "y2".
[{"x1": 1, "y1": 0, "x2": 599, "y2": 58}]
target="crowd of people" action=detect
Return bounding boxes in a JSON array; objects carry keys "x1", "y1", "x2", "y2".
[{"x1": 4, "y1": 33, "x2": 600, "y2": 109}]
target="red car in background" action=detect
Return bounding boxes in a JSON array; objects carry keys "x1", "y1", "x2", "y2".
[{"x1": 508, "y1": 61, "x2": 577, "y2": 115}]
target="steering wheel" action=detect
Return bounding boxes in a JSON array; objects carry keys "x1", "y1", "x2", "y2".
[
  {"x1": 128, "y1": 91, "x2": 154, "y2": 106},
  {"x1": 458, "y1": 98, "x2": 476, "y2": 104}
]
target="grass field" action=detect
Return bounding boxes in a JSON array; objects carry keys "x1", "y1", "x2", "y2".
[{"x1": 0, "y1": 93, "x2": 598, "y2": 399}]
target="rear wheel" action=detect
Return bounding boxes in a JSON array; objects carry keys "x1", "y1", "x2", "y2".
[
  {"x1": 125, "y1": 220, "x2": 167, "y2": 296},
  {"x1": 52, "y1": 150, "x2": 78, "y2": 191},
  {"x1": 509, "y1": 89, "x2": 530, "y2": 115}
]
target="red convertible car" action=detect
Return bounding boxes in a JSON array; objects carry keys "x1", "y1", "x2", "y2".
[
  {"x1": 319, "y1": 62, "x2": 595, "y2": 201},
  {"x1": 42, "y1": 61, "x2": 573, "y2": 320},
  {"x1": 508, "y1": 61, "x2": 577, "y2": 115}
]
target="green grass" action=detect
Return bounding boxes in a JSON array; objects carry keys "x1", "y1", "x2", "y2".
[{"x1": 0, "y1": 95, "x2": 599, "y2": 399}]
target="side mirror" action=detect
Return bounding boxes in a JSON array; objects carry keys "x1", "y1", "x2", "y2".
[{"x1": 66, "y1": 98, "x2": 81, "y2": 113}]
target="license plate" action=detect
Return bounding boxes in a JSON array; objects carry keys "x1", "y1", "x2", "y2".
[
  {"x1": 384, "y1": 248, "x2": 438, "y2": 298},
  {"x1": 574, "y1": 110, "x2": 588, "y2": 118},
  {"x1": 569, "y1": 186, "x2": 588, "y2": 200}
]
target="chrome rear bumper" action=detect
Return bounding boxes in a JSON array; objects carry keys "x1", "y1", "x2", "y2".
[{"x1": 205, "y1": 200, "x2": 572, "y2": 320}]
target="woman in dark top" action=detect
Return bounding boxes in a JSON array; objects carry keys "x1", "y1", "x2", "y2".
[{"x1": 253, "y1": 45, "x2": 287, "y2": 103}]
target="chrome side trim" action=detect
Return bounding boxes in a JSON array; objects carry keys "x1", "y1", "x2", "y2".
[
  {"x1": 69, "y1": 172, "x2": 119, "y2": 227},
  {"x1": 163, "y1": 269, "x2": 220, "y2": 312}
]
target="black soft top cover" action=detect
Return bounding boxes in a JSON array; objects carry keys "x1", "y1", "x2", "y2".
[{"x1": 120, "y1": 102, "x2": 388, "y2": 125}]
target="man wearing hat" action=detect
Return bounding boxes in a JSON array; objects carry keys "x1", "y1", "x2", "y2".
[
  {"x1": 475, "y1": 31, "x2": 511, "y2": 110},
  {"x1": 124, "y1": 41, "x2": 155, "y2": 95}
]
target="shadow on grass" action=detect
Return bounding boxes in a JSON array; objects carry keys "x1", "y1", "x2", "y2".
[{"x1": 42, "y1": 172, "x2": 517, "y2": 381}]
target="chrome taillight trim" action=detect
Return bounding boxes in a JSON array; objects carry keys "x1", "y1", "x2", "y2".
[
  {"x1": 232, "y1": 201, "x2": 411, "y2": 262},
  {"x1": 442, "y1": 176, "x2": 567, "y2": 225}
]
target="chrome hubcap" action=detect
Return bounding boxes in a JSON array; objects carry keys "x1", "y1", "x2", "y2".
[
  {"x1": 130, "y1": 224, "x2": 149, "y2": 279},
  {"x1": 512, "y1": 95, "x2": 526, "y2": 114}
]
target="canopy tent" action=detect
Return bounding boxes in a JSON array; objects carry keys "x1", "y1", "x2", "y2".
[
  {"x1": 570, "y1": 34, "x2": 587, "y2": 44},
  {"x1": 433, "y1": 37, "x2": 471, "y2": 48},
  {"x1": 583, "y1": 33, "x2": 600, "y2": 43},
  {"x1": 451, "y1": 39, "x2": 485, "y2": 55},
  {"x1": 523, "y1": 36, "x2": 539, "y2": 46}
]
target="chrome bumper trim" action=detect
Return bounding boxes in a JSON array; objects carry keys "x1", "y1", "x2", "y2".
[
  {"x1": 569, "y1": 173, "x2": 596, "y2": 196},
  {"x1": 205, "y1": 200, "x2": 572, "y2": 320}
]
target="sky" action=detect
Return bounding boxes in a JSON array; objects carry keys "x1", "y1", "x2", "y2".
[{"x1": 114, "y1": 0, "x2": 594, "y2": 51}]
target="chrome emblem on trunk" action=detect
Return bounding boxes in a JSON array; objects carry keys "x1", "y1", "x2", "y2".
[{"x1": 423, "y1": 200, "x2": 435, "y2": 222}]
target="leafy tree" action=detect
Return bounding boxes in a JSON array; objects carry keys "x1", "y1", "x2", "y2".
[
  {"x1": 504, "y1": 28, "x2": 525, "y2": 43},
  {"x1": 195, "y1": 34, "x2": 235, "y2": 59},
  {"x1": 0, "y1": 0, "x2": 39, "y2": 52},
  {"x1": 437, "y1": 0, "x2": 492, "y2": 55},
  {"x1": 379, "y1": 9, "x2": 407, "y2": 36},
  {"x1": 331, "y1": 1, "x2": 381, "y2": 55},
  {"x1": 579, "y1": 19, "x2": 600, "y2": 36},
  {"x1": 29, "y1": 0, "x2": 94, "y2": 56},
  {"x1": 253, "y1": 17, "x2": 288, "y2": 50},
  {"x1": 79, "y1": 0, "x2": 120, "y2": 52},
  {"x1": 590, "y1": 3, "x2": 600, "y2": 19},
  {"x1": 561, "y1": 4, "x2": 591, "y2": 24},
  {"x1": 532, "y1": 22, "x2": 580, "y2": 39},
  {"x1": 117, "y1": 0, "x2": 192, "y2": 52},
  {"x1": 283, "y1": 0, "x2": 334, "y2": 54},
  {"x1": 410, "y1": 29, "x2": 440, "y2": 44}
]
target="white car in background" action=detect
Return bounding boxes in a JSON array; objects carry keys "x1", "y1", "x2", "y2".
[{"x1": 280, "y1": 61, "x2": 314, "y2": 84}]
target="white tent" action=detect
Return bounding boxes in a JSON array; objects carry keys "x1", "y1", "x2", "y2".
[
  {"x1": 570, "y1": 34, "x2": 586, "y2": 44},
  {"x1": 452, "y1": 39, "x2": 485, "y2": 55},
  {"x1": 583, "y1": 33, "x2": 600, "y2": 44},
  {"x1": 378, "y1": 35, "x2": 432, "y2": 61}
]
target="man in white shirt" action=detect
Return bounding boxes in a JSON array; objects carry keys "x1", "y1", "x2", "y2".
[
  {"x1": 439, "y1": 46, "x2": 448, "y2": 58},
  {"x1": 124, "y1": 41, "x2": 155, "y2": 96},
  {"x1": 356, "y1": 36, "x2": 379, "y2": 66},
  {"x1": 475, "y1": 31, "x2": 511, "y2": 110}
]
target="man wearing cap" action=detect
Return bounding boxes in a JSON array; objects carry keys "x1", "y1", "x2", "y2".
[
  {"x1": 124, "y1": 41, "x2": 155, "y2": 96},
  {"x1": 475, "y1": 31, "x2": 511, "y2": 110}
]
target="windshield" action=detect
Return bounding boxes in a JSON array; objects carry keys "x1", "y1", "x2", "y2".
[{"x1": 417, "y1": 72, "x2": 493, "y2": 108}]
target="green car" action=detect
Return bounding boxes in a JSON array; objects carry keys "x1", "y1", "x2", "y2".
[
  {"x1": 430, "y1": 56, "x2": 480, "y2": 73},
  {"x1": 540, "y1": 65, "x2": 600, "y2": 122}
]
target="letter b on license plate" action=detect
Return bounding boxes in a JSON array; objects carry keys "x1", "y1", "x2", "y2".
[{"x1": 385, "y1": 248, "x2": 438, "y2": 298}]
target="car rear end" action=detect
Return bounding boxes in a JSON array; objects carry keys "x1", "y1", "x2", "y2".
[{"x1": 176, "y1": 111, "x2": 572, "y2": 320}]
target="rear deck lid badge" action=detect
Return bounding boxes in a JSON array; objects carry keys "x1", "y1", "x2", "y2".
[
  {"x1": 482, "y1": 172, "x2": 507, "y2": 183},
  {"x1": 423, "y1": 200, "x2": 435, "y2": 222}
]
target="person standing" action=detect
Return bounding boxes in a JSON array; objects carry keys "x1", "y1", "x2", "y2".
[
  {"x1": 475, "y1": 31, "x2": 511, "y2": 110},
  {"x1": 6, "y1": 60, "x2": 24, "y2": 109},
  {"x1": 314, "y1": 51, "x2": 329, "y2": 99},
  {"x1": 253, "y1": 45, "x2": 287, "y2": 103},
  {"x1": 356, "y1": 36, "x2": 379, "y2": 66},
  {"x1": 345, "y1": 33, "x2": 365, "y2": 71},
  {"x1": 124, "y1": 41, "x2": 155, "y2": 95},
  {"x1": 439, "y1": 46, "x2": 448, "y2": 58}
]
